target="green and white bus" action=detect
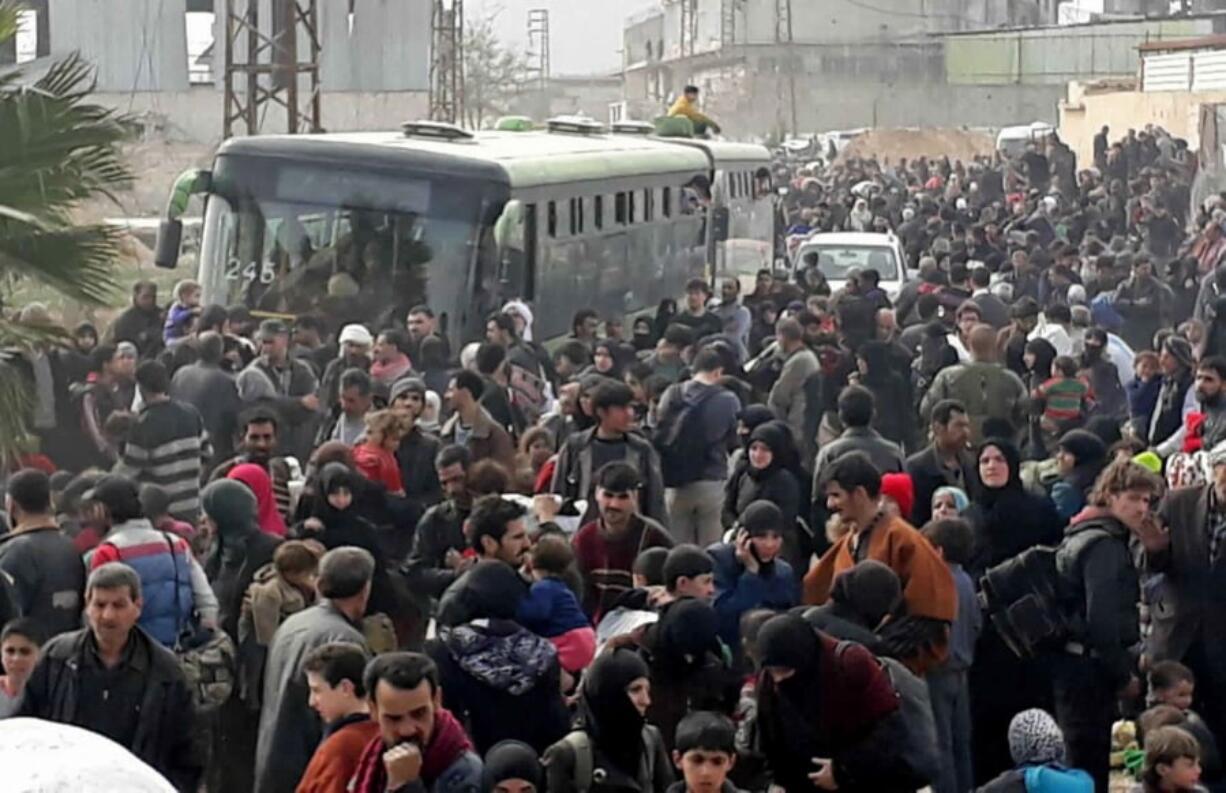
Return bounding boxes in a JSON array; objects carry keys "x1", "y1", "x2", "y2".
[{"x1": 155, "y1": 117, "x2": 773, "y2": 345}]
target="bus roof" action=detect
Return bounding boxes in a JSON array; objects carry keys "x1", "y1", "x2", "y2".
[
  {"x1": 659, "y1": 138, "x2": 772, "y2": 170},
  {"x1": 217, "y1": 129, "x2": 711, "y2": 189}
]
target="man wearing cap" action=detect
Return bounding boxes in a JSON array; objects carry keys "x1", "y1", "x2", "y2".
[
  {"x1": 237, "y1": 319, "x2": 321, "y2": 462},
  {"x1": 709, "y1": 500, "x2": 798, "y2": 650},
  {"x1": 997, "y1": 296, "x2": 1041, "y2": 379},
  {"x1": 320, "y1": 323, "x2": 373, "y2": 413},
  {"x1": 390, "y1": 377, "x2": 443, "y2": 526}
]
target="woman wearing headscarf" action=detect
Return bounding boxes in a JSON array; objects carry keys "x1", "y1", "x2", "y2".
[
  {"x1": 964, "y1": 437, "x2": 1061, "y2": 784},
  {"x1": 653, "y1": 299, "x2": 678, "y2": 341},
  {"x1": 1050, "y1": 429, "x2": 1108, "y2": 522},
  {"x1": 755, "y1": 613, "x2": 916, "y2": 793},
  {"x1": 846, "y1": 198, "x2": 873, "y2": 232},
  {"x1": 293, "y1": 441, "x2": 394, "y2": 531},
  {"x1": 584, "y1": 341, "x2": 624, "y2": 381},
  {"x1": 201, "y1": 478, "x2": 281, "y2": 793},
  {"x1": 638, "y1": 599, "x2": 740, "y2": 753},
  {"x1": 297, "y1": 462, "x2": 397, "y2": 617},
  {"x1": 483, "y1": 740, "x2": 543, "y2": 793},
  {"x1": 227, "y1": 462, "x2": 288, "y2": 537},
  {"x1": 543, "y1": 648, "x2": 673, "y2": 793},
  {"x1": 856, "y1": 340, "x2": 917, "y2": 451},
  {"x1": 722, "y1": 421, "x2": 801, "y2": 533},
  {"x1": 427, "y1": 561, "x2": 568, "y2": 755},
  {"x1": 930, "y1": 485, "x2": 970, "y2": 522}
]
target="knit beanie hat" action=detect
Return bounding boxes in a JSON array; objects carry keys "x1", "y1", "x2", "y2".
[
  {"x1": 880, "y1": 472, "x2": 915, "y2": 522},
  {"x1": 1008, "y1": 709, "x2": 1066, "y2": 766}
]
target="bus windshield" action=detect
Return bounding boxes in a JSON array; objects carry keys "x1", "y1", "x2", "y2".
[{"x1": 199, "y1": 154, "x2": 505, "y2": 335}]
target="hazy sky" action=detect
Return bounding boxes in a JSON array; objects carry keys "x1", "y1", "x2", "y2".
[{"x1": 469, "y1": 0, "x2": 657, "y2": 76}]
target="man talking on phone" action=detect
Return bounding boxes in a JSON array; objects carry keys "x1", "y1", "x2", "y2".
[
  {"x1": 709, "y1": 500, "x2": 800, "y2": 652},
  {"x1": 350, "y1": 652, "x2": 483, "y2": 793}
]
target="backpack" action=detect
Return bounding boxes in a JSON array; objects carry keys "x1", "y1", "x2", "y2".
[
  {"x1": 653, "y1": 383, "x2": 719, "y2": 488},
  {"x1": 978, "y1": 527, "x2": 1114, "y2": 660},
  {"x1": 875, "y1": 654, "x2": 942, "y2": 789},
  {"x1": 559, "y1": 727, "x2": 658, "y2": 793}
]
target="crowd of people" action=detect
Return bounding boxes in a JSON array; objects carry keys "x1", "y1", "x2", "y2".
[{"x1": 0, "y1": 122, "x2": 1223, "y2": 793}]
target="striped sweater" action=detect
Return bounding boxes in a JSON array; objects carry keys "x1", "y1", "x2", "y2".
[{"x1": 116, "y1": 398, "x2": 209, "y2": 522}]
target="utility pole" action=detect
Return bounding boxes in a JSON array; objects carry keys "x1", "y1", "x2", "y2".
[
  {"x1": 776, "y1": 0, "x2": 797, "y2": 135},
  {"x1": 429, "y1": 0, "x2": 465, "y2": 124},
  {"x1": 526, "y1": 8, "x2": 551, "y2": 117},
  {"x1": 222, "y1": 0, "x2": 321, "y2": 137}
]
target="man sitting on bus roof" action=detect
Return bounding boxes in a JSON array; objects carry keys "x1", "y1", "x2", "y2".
[{"x1": 668, "y1": 85, "x2": 722, "y2": 137}]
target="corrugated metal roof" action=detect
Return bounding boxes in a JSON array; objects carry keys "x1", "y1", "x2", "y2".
[{"x1": 1139, "y1": 33, "x2": 1226, "y2": 52}]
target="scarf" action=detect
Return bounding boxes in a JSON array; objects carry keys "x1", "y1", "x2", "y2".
[
  {"x1": 350, "y1": 708, "x2": 473, "y2": 793},
  {"x1": 371, "y1": 354, "x2": 412, "y2": 385}
]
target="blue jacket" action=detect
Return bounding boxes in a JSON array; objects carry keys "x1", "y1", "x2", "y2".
[
  {"x1": 709, "y1": 542, "x2": 798, "y2": 648},
  {"x1": 517, "y1": 577, "x2": 590, "y2": 638}
]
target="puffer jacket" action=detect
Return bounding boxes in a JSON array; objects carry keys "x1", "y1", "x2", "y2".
[{"x1": 89, "y1": 519, "x2": 218, "y2": 647}]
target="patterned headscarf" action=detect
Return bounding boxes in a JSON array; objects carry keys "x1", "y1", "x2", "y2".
[{"x1": 1008, "y1": 709, "x2": 1066, "y2": 766}]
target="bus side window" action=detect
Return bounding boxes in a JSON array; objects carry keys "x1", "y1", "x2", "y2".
[
  {"x1": 644, "y1": 188, "x2": 654, "y2": 222},
  {"x1": 578, "y1": 197, "x2": 586, "y2": 235},
  {"x1": 548, "y1": 201, "x2": 558, "y2": 238},
  {"x1": 628, "y1": 191, "x2": 637, "y2": 224},
  {"x1": 569, "y1": 198, "x2": 579, "y2": 236},
  {"x1": 594, "y1": 195, "x2": 604, "y2": 230},
  {"x1": 662, "y1": 187, "x2": 672, "y2": 218},
  {"x1": 616, "y1": 192, "x2": 627, "y2": 225}
]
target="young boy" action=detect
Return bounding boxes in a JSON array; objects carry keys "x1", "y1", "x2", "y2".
[
  {"x1": 1035, "y1": 355, "x2": 1093, "y2": 437},
  {"x1": 163, "y1": 279, "x2": 202, "y2": 345},
  {"x1": 661, "y1": 544, "x2": 716, "y2": 604},
  {"x1": 518, "y1": 534, "x2": 596, "y2": 674},
  {"x1": 1148, "y1": 662, "x2": 1222, "y2": 787},
  {"x1": 1139, "y1": 726, "x2": 1205, "y2": 793},
  {"x1": 921, "y1": 517, "x2": 982, "y2": 793},
  {"x1": 1128, "y1": 351, "x2": 1162, "y2": 439},
  {"x1": 297, "y1": 642, "x2": 378, "y2": 793},
  {"x1": 670, "y1": 711, "x2": 742, "y2": 793}
]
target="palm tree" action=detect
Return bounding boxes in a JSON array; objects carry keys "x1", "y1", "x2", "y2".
[{"x1": 0, "y1": 1, "x2": 132, "y2": 462}]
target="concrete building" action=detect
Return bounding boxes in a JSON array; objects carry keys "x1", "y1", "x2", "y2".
[{"x1": 623, "y1": 1, "x2": 1226, "y2": 135}]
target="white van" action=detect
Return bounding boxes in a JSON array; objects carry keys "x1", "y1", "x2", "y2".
[
  {"x1": 996, "y1": 122, "x2": 1055, "y2": 158},
  {"x1": 792, "y1": 231, "x2": 911, "y2": 300}
]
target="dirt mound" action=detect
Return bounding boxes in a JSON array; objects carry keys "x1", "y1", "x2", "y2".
[{"x1": 837, "y1": 128, "x2": 995, "y2": 165}]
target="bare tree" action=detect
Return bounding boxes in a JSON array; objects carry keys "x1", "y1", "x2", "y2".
[{"x1": 462, "y1": 16, "x2": 529, "y2": 129}]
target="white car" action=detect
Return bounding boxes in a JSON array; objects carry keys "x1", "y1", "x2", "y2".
[{"x1": 792, "y1": 231, "x2": 911, "y2": 300}]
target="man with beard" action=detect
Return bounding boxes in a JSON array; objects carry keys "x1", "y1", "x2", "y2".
[
  {"x1": 572, "y1": 462, "x2": 674, "y2": 621},
  {"x1": 907, "y1": 399, "x2": 977, "y2": 526},
  {"x1": 106, "y1": 280, "x2": 163, "y2": 359},
  {"x1": 403, "y1": 445, "x2": 476, "y2": 606},
  {"x1": 803, "y1": 452, "x2": 956, "y2": 676},
  {"x1": 210, "y1": 409, "x2": 292, "y2": 521},
  {"x1": 319, "y1": 324, "x2": 373, "y2": 413},
  {"x1": 390, "y1": 378, "x2": 443, "y2": 517},
  {"x1": 1113, "y1": 255, "x2": 1173, "y2": 353},
  {"x1": 349, "y1": 652, "x2": 483, "y2": 793},
  {"x1": 1156, "y1": 356, "x2": 1226, "y2": 458}
]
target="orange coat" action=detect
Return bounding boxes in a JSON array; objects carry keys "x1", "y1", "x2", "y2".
[
  {"x1": 803, "y1": 514, "x2": 957, "y2": 666},
  {"x1": 296, "y1": 717, "x2": 380, "y2": 793}
]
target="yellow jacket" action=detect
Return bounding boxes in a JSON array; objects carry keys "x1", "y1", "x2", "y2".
[{"x1": 668, "y1": 95, "x2": 719, "y2": 131}]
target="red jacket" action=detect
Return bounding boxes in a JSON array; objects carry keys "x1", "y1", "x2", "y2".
[{"x1": 295, "y1": 716, "x2": 379, "y2": 793}]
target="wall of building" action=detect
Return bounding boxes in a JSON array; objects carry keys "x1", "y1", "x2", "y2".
[
  {"x1": 92, "y1": 87, "x2": 429, "y2": 144},
  {"x1": 945, "y1": 16, "x2": 1216, "y2": 84},
  {"x1": 50, "y1": 0, "x2": 189, "y2": 91},
  {"x1": 1059, "y1": 80, "x2": 1226, "y2": 165}
]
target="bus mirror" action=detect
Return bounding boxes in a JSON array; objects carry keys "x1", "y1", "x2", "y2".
[{"x1": 154, "y1": 219, "x2": 183, "y2": 270}]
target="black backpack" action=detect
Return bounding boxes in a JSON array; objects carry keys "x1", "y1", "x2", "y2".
[
  {"x1": 653, "y1": 383, "x2": 719, "y2": 488},
  {"x1": 978, "y1": 526, "x2": 1114, "y2": 660}
]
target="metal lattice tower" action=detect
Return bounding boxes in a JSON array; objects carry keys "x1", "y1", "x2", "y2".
[
  {"x1": 678, "y1": 0, "x2": 697, "y2": 59},
  {"x1": 222, "y1": 0, "x2": 322, "y2": 137},
  {"x1": 429, "y1": 0, "x2": 465, "y2": 123},
  {"x1": 526, "y1": 9, "x2": 551, "y2": 93}
]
